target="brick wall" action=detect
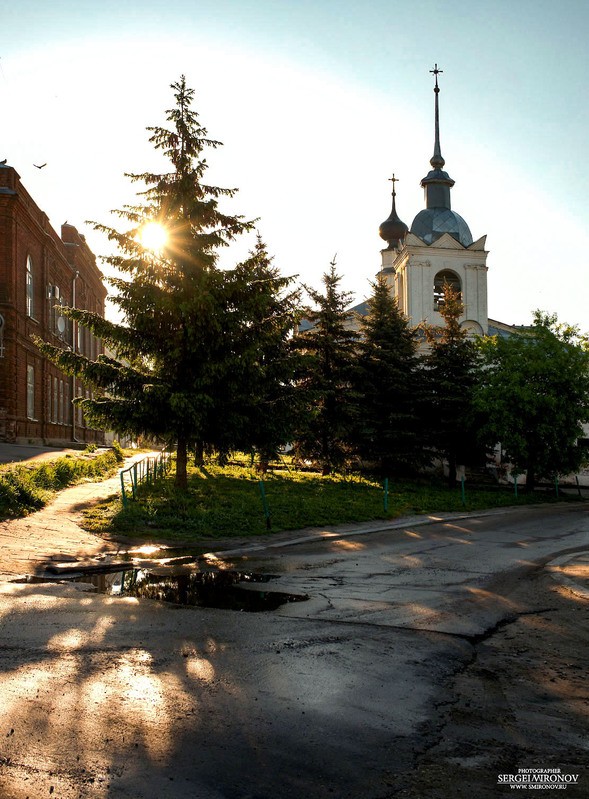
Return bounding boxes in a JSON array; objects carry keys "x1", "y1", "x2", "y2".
[{"x1": 0, "y1": 164, "x2": 107, "y2": 444}]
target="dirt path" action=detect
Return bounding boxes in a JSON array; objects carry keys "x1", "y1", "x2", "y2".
[{"x1": 0, "y1": 452, "x2": 158, "y2": 580}]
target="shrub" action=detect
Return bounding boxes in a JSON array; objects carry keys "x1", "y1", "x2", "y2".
[
  {"x1": 111, "y1": 441, "x2": 124, "y2": 463},
  {"x1": 0, "y1": 449, "x2": 121, "y2": 519}
]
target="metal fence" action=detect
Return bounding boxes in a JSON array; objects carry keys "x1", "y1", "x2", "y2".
[{"x1": 120, "y1": 450, "x2": 173, "y2": 507}]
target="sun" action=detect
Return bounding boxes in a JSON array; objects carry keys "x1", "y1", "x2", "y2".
[{"x1": 139, "y1": 221, "x2": 168, "y2": 253}]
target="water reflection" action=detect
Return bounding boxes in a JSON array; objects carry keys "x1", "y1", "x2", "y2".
[{"x1": 41, "y1": 566, "x2": 309, "y2": 613}]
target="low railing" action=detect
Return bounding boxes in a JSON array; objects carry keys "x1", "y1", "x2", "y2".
[{"x1": 120, "y1": 450, "x2": 173, "y2": 507}]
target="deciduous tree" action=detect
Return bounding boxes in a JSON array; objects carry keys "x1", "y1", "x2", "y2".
[{"x1": 475, "y1": 312, "x2": 589, "y2": 490}]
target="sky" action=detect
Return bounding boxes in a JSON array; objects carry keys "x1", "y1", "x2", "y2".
[{"x1": 1, "y1": 0, "x2": 588, "y2": 328}]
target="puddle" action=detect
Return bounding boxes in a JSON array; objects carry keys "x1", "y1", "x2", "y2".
[
  {"x1": 28, "y1": 566, "x2": 308, "y2": 613},
  {"x1": 129, "y1": 571, "x2": 308, "y2": 612}
]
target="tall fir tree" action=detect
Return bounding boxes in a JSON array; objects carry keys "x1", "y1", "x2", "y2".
[
  {"x1": 36, "y1": 76, "x2": 299, "y2": 488},
  {"x1": 295, "y1": 259, "x2": 359, "y2": 475},
  {"x1": 353, "y1": 274, "x2": 423, "y2": 474},
  {"x1": 422, "y1": 282, "x2": 482, "y2": 486},
  {"x1": 209, "y1": 235, "x2": 303, "y2": 469}
]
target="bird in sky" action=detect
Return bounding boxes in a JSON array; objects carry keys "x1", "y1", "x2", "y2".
[{"x1": 34, "y1": 163, "x2": 47, "y2": 169}]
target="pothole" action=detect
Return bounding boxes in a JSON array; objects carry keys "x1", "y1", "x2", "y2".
[
  {"x1": 131, "y1": 570, "x2": 308, "y2": 612},
  {"x1": 20, "y1": 563, "x2": 309, "y2": 613}
]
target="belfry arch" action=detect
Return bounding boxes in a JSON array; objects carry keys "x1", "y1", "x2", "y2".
[{"x1": 433, "y1": 269, "x2": 461, "y2": 311}]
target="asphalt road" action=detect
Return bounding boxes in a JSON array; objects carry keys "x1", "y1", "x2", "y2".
[{"x1": 0, "y1": 504, "x2": 587, "y2": 798}]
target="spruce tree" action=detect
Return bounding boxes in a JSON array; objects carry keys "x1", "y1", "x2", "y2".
[
  {"x1": 295, "y1": 259, "x2": 359, "y2": 475},
  {"x1": 353, "y1": 274, "x2": 423, "y2": 474},
  {"x1": 422, "y1": 282, "x2": 482, "y2": 486},
  {"x1": 36, "y1": 76, "x2": 298, "y2": 488},
  {"x1": 208, "y1": 235, "x2": 303, "y2": 469}
]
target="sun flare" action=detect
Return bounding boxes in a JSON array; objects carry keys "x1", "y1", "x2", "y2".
[{"x1": 139, "y1": 221, "x2": 168, "y2": 253}]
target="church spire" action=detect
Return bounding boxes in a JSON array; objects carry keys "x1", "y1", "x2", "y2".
[
  {"x1": 379, "y1": 173, "x2": 408, "y2": 250},
  {"x1": 409, "y1": 65, "x2": 473, "y2": 246},
  {"x1": 430, "y1": 63, "x2": 445, "y2": 169},
  {"x1": 420, "y1": 63, "x2": 454, "y2": 210}
]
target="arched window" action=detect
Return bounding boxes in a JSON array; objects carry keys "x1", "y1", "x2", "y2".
[
  {"x1": 433, "y1": 269, "x2": 461, "y2": 311},
  {"x1": 26, "y1": 255, "x2": 34, "y2": 317}
]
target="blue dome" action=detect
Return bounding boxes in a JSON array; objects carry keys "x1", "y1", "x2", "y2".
[{"x1": 410, "y1": 207, "x2": 473, "y2": 247}]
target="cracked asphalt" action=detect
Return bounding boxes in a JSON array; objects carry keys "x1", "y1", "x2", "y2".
[{"x1": 0, "y1": 459, "x2": 587, "y2": 797}]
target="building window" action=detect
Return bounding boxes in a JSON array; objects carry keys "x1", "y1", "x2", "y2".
[
  {"x1": 48, "y1": 285, "x2": 63, "y2": 334},
  {"x1": 26, "y1": 256, "x2": 34, "y2": 317},
  {"x1": 433, "y1": 270, "x2": 461, "y2": 311},
  {"x1": 59, "y1": 379, "x2": 64, "y2": 425},
  {"x1": 27, "y1": 365, "x2": 35, "y2": 419},
  {"x1": 52, "y1": 377, "x2": 58, "y2": 424}
]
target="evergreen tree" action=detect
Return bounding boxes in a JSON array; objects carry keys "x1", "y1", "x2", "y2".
[
  {"x1": 422, "y1": 282, "x2": 482, "y2": 486},
  {"x1": 36, "y1": 76, "x2": 298, "y2": 488},
  {"x1": 353, "y1": 274, "x2": 423, "y2": 474},
  {"x1": 209, "y1": 235, "x2": 303, "y2": 469},
  {"x1": 295, "y1": 260, "x2": 359, "y2": 475},
  {"x1": 475, "y1": 312, "x2": 589, "y2": 491}
]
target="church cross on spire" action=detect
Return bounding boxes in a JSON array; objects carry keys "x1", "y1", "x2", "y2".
[
  {"x1": 430, "y1": 63, "x2": 443, "y2": 92},
  {"x1": 430, "y1": 63, "x2": 445, "y2": 169},
  {"x1": 388, "y1": 173, "x2": 399, "y2": 196}
]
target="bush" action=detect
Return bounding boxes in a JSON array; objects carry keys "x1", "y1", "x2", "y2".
[
  {"x1": 0, "y1": 468, "x2": 47, "y2": 516},
  {"x1": 111, "y1": 441, "x2": 125, "y2": 463},
  {"x1": 0, "y1": 449, "x2": 121, "y2": 519}
]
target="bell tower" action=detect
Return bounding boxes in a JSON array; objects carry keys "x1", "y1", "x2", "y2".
[{"x1": 378, "y1": 65, "x2": 489, "y2": 335}]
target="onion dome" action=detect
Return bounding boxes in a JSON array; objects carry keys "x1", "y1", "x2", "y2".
[{"x1": 379, "y1": 175, "x2": 408, "y2": 250}]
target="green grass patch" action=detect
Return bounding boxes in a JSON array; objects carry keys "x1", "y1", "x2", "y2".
[
  {"x1": 0, "y1": 447, "x2": 123, "y2": 520},
  {"x1": 80, "y1": 460, "x2": 573, "y2": 543}
]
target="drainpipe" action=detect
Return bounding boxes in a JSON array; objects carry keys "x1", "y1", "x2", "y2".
[{"x1": 71, "y1": 270, "x2": 79, "y2": 442}]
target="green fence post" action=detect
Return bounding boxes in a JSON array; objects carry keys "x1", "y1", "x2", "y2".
[
  {"x1": 259, "y1": 480, "x2": 271, "y2": 530},
  {"x1": 120, "y1": 471, "x2": 127, "y2": 508},
  {"x1": 461, "y1": 475, "x2": 466, "y2": 507},
  {"x1": 554, "y1": 476, "x2": 559, "y2": 498},
  {"x1": 576, "y1": 475, "x2": 582, "y2": 499},
  {"x1": 132, "y1": 462, "x2": 137, "y2": 499},
  {"x1": 383, "y1": 477, "x2": 389, "y2": 513},
  {"x1": 513, "y1": 473, "x2": 518, "y2": 499}
]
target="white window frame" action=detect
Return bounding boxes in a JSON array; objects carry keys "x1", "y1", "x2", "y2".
[{"x1": 26, "y1": 256, "x2": 34, "y2": 318}]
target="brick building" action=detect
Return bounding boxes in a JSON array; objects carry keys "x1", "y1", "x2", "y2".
[{"x1": 0, "y1": 164, "x2": 107, "y2": 444}]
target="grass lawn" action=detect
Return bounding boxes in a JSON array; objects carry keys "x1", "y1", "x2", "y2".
[{"x1": 80, "y1": 459, "x2": 574, "y2": 543}]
